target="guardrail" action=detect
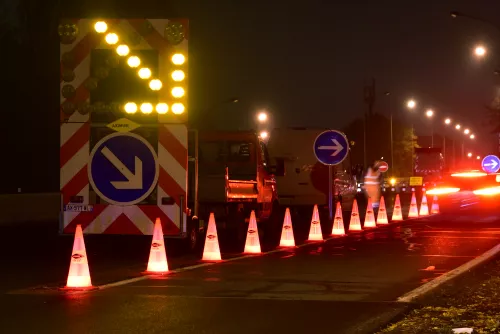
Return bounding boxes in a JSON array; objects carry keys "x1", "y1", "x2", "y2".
[{"x1": 0, "y1": 193, "x2": 60, "y2": 225}]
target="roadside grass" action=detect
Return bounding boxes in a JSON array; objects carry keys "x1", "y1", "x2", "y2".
[{"x1": 378, "y1": 259, "x2": 500, "y2": 333}]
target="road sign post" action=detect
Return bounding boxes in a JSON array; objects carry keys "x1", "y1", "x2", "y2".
[
  {"x1": 88, "y1": 132, "x2": 159, "y2": 206},
  {"x1": 313, "y1": 130, "x2": 350, "y2": 220},
  {"x1": 481, "y1": 155, "x2": 500, "y2": 173}
]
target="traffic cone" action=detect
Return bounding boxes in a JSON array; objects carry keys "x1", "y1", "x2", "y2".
[
  {"x1": 65, "y1": 224, "x2": 92, "y2": 289},
  {"x1": 332, "y1": 202, "x2": 345, "y2": 236},
  {"x1": 145, "y1": 218, "x2": 169, "y2": 273},
  {"x1": 392, "y1": 194, "x2": 403, "y2": 221},
  {"x1": 364, "y1": 198, "x2": 376, "y2": 228},
  {"x1": 244, "y1": 210, "x2": 261, "y2": 253},
  {"x1": 419, "y1": 193, "x2": 429, "y2": 216},
  {"x1": 431, "y1": 195, "x2": 440, "y2": 214},
  {"x1": 202, "y1": 213, "x2": 222, "y2": 261},
  {"x1": 377, "y1": 196, "x2": 389, "y2": 225},
  {"x1": 408, "y1": 191, "x2": 419, "y2": 218},
  {"x1": 348, "y1": 199, "x2": 362, "y2": 231},
  {"x1": 280, "y1": 208, "x2": 295, "y2": 247},
  {"x1": 308, "y1": 204, "x2": 323, "y2": 241}
]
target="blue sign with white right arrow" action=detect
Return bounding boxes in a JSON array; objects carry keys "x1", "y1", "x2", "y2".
[
  {"x1": 481, "y1": 155, "x2": 500, "y2": 173},
  {"x1": 88, "y1": 132, "x2": 159, "y2": 206},
  {"x1": 313, "y1": 130, "x2": 350, "y2": 165}
]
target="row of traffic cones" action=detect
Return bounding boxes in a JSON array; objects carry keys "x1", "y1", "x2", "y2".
[{"x1": 65, "y1": 192, "x2": 439, "y2": 290}]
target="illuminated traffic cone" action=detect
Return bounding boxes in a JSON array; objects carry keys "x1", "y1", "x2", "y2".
[
  {"x1": 419, "y1": 193, "x2": 429, "y2": 216},
  {"x1": 332, "y1": 202, "x2": 345, "y2": 236},
  {"x1": 280, "y1": 208, "x2": 296, "y2": 247},
  {"x1": 65, "y1": 224, "x2": 92, "y2": 288},
  {"x1": 308, "y1": 204, "x2": 323, "y2": 241},
  {"x1": 244, "y1": 210, "x2": 261, "y2": 253},
  {"x1": 408, "y1": 191, "x2": 419, "y2": 218},
  {"x1": 377, "y1": 196, "x2": 389, "y2": 225},
  {"x1": 364, "y1": 198, "x2": 376, "y2": 228},
  {"x1": 392, "y1": 194, "x2": 403, "y2": 221},
  {"x1": 202, "y1": 213, "x2": 222, "y2": 261},
  {"x1": 431, "y1": 195, "x2": 440, "y2": 214},
  {"x1": 146, "y1": 218, "x2": 169, "y2": 273},
  {"x1": 348, "y1": 199, "x2": 362, "y2": 231}
]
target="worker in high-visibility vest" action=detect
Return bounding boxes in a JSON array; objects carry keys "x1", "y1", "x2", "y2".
[{"x1": 364, "y1": 161, "x2": 382, "y2": 208}]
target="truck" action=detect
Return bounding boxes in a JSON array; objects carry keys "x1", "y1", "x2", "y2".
[
  {"x1": 413, "y1": 147, "x2": 445, "y2": 188},
  {"x1": 58, "y1": 18, "x2": 279, "y2": 252},
  {"x1": 266, "y1": 128, "x2": 357, "y2": 224}
]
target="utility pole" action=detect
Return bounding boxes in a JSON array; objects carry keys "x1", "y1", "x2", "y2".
[{"x1": 363, "y1": 78, "x2": 376, "y2": 168}]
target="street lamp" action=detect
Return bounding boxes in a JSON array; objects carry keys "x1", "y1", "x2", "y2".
[
  {"x1": 467, "y1": 152, "x2": 472, "y2": 158},
  {"x1": 259, "y1": 130, "x2": 268, "y2": 139},
  {"x1": 426, "y1": 109, "x2": 434, "y2": 117},
  {"x1": 444, "y1": 118, "x2": 451, "y2": 124},
  {"x1": 407, "y1": 99, "x2": 416, "y2": 109},
  {"x1": 474, "y1": 45, "x2": 487, "y2": 57},
  {"x1": 464, "y1": 128, "x2": 470, "y2": 135},
  {"x1": 470, "y1": 134, "x2": 475, "y2": 139},
  {"x1": 257, "y1": 111, "x2": 268, "y2": 123},
  {"x1": 476, "y1": 155, "x2": 481, "y2": 160},
  {"x1": 426, "y1": 109, "x2": 434, "y2": 147},
  {"x1": 455, "y1": 124, "x2": 461, "y2": 130}
]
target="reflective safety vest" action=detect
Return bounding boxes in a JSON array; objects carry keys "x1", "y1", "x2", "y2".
[{"x1": 364, "y1": 168, "x2": 380, "y2": 185}]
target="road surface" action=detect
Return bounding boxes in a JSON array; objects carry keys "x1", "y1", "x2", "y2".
[{"x1": 2, "y1": 213, "x2": 500, "y2": 333}]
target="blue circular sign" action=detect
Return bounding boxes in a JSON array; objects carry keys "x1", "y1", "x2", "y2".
[
  {"x1": 88, "y1": 132, "x2": 159, "y2": 206},
  {"x1": 481, "y1": 155, "x2": 500, "y2": 173},
  {"x1": 313, "y1": 130, "x2": 350, "y2": 165}
]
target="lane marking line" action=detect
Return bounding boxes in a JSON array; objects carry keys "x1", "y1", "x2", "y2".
[{"x1": 397, "y1": 242, "x2": 500, "y2": 303}]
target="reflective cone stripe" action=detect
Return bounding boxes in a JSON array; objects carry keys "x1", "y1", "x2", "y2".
[
  {"x1": 332, "y1": 202, "x2": 345, "y2": 235},
  {"x1": 392, "y1": 194, "x2": 403, "y2": 221},
  {"x1": 202, "y1": 213, "x2": 222, "y2": 261},
  {"x1": 348, "y1": 199, "x2": 362, "y2": 231},
  {"x1": 377, "y1": 196, "x2": 389, "y2": 224},
  {"x1": 431, "y1": 195, "x2": 440, "y2": 214},
  {"x1": 364, "y1": 197, "x2": 376, "y2": 228},
  {"x1": 419, "y1": 194, "x2": 429, "y2": 216},
  {"x1": 146, "y1": 218, "x2": 169, "y2": 273},
  {"x1": 244, "y1": 211, "x2": 261, "y2": 253},
  {"x1": 308, "y1": 204, "x2": 323, "y2": 241},
  {"x1": 66, "y1": 224, "x2": 92, "y2": 288},
  {"x1": 280, "y1": 208, "x2": 295, "y2": 247},
  {"x1": 408, "y1": 192, "x2": 419, "y2": 218}
]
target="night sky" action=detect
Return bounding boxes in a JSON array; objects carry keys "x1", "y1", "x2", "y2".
[{"x1": 2, "y1": 0, "x2": 500, "y2": 192}]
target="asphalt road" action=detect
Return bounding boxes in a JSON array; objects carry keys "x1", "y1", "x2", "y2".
[{"x1": 2, "y1": 212, "x2": 500, "y2": 334}]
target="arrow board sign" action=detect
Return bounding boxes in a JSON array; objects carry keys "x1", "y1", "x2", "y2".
[
  {"x1": 313, "y1": 130, "x2": 350, "y2": 165},
  {"x1": 88, "y1": 132, "x2": 159, "y2": 206},
  {"x1": 481, "y1": 155, "x2": 500, "y2": 173}
]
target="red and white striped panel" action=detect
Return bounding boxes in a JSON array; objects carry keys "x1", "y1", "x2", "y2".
[{"x1": 60, "y1": 18, "x2": 189, "y2": 235}]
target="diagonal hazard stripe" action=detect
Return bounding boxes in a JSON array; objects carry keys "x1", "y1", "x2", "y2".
[
  {"x1": 63, "y1": 204, "x2": 107, "y2": 234},
  {"x1": 158, "y1": 126, "x2": 187, "y2": 169},
  {"x1": 60, "y1": 122, "x2": 89, "y2": 167},
  {"x1": 159, "y1": 168, "x2": 186, "y2": 206},
  {"x1": 140, "y1": 206, "x2": 180, "y2": 235},
  {"x1": 61, "y1": 165, "x2": 88, "y2": 204},
  {"x1": 127, "y1": 19, "x2": 172, "y2": 54}
]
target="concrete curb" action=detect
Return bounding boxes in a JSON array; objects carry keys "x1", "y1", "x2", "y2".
[{"x1": 397, "y1": 242, "x2": 500, "y2": 303}]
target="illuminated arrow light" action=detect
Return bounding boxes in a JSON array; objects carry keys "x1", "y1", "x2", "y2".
[
  {"x1": 127, "y1": 56, "x2": 140, "y2": 68},
  {"x1": 94, "y1": 21, "x2": 108, "y2": 33},
  {"x1": 171, "y1": 53, "x2": 185, "y2": 65},
  {"x1": 124, "y1": 102, "x2": 137, "y2": 114},
  {"x1": 171, "y1": 103, "x2": 185, "y2": 114},
  {"x1": 171, "y1": 70, "x2": 185, "y2": 81},
  {"x1": 138, "y1": 68, "x2": 152, "y2": 79},
  {"x1": 140, "y1": 103, "x2": 153, "y2": 114},
  {"x1": 149, "y1": 79, "x2": 162, "y2": 91},
  {"x1": 116, "y1": 45, "x2": 130, "y2": 56},
  {"x1": 105, "y1": 33, "x2": 118, "y2": 45},
  {"x1": 171, "y1": 87, "x2": 185, "y2": 98},
  {"x1": 156, "y1": 103, "x2": 168, "y2": 114}
]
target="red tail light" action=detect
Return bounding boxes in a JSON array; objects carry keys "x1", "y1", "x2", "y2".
[
  {"x1": 426, "y1": 187, "x2": 460, "y2": 195},
  {"x1": 473, "y1": 186, "x2": 500, "y2": 196}
]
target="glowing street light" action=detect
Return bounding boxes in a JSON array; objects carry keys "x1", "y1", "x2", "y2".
[
  {"x1": 426, "y1": 109, "x2": 434, "y2": 117},
  {"x1": 464, "y1": 128, "x2": 470, "y2": 135},
  {"x1": 455, "y1": 124, "x2": 461, "y2": 130},
  {"x1": 474, "y1": 45, "x2": 486, "y2": 57},
  {"x1": 444, "y1": 118, "x2": 451, "y2": 124},
  {"x1": 467, "y1": 152, "x2": 472, "y2": 157},
  {"x1": 470, "y1": 134, "x2": 475, "y2": 139},
  {"x1": 257, "y1": 112, "x2": 268, "y2": 122},
  {"x1": 407, "y1": 99, "x2": 416, "y2": 109},
  {"x1": 476, "y1": 155, "x2": 481, "y2": 160},
  {"x1": 259, "y1": 130, "x2": 268, "y2": 139}
]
